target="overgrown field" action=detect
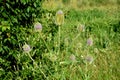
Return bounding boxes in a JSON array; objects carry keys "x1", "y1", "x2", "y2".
[{"x1": 0, "y1": 0, "x2": 120, "y2": 80}]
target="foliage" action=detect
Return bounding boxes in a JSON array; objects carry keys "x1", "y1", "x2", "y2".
[{"x1": 0, "y1": 0, "x2": 43, "y2": 26}]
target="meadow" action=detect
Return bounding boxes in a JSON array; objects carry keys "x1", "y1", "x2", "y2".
[{"x1": 0, "y1": 0, "x2": 120, "y2": 80}]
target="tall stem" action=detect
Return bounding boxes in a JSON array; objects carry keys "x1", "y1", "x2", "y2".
[
  {"x1": 40, "y1": 33, "x2": 51, "y2": 53},
  {"x1": 58, "y1": 25, "x2": 61, "y2": 54},
  {"x1": 27, "y1": 52, "x2": 34, "y2": 62},
  {"x1": 27, "y1": 52, "x2": 47, "y2": 78}
]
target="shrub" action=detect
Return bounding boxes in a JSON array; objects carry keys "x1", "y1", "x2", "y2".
[
  {"x1": 0, "y1": 1, "x2": 44, "y2": 79},
  {"x1": 0, "y1": 0, "x2": 43, "y2": 26}
]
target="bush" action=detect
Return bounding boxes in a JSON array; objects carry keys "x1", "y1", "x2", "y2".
[
  {"x1": 0, "y1": 0, "x2": 43, "y2": 26},
  {"x1": 0, "y1": 1, "x2": 44, "y2": 79},
  {"x1": 0, "y1": 0, "x2": 45, "y2": 52}
]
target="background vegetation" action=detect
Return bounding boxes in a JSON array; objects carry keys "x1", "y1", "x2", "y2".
[{"x1": 0, "y1": 0, "x2": 120, "y2": 80}]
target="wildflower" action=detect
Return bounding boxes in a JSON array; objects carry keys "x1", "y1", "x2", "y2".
[
  {"x1": 34, "y1": 22, "x2": 42, "y2": 32},
  {"x1": 70, "y1": 54, "x2": 76, "y2": 61},
  {"x1": 55, "y1": 10, "x2": 64, "y2": 25},
  {"x1": 85, "y1": 55, "x2": 93, "y2": 64},
  {"x1": 78, "y1": 24, "x2": 85, "y2": 32},
  {"x1": 22, "y1": 43, "x2": 31, "y2": 53},
  {"x1": 87, "y1": 37, "x2": 93, "y2": 46}
]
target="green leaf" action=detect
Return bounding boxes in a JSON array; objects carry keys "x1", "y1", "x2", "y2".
[
  {"x1": 13, "y1": 18, "x2": 18, "y2": 23},
  {"x1": 33, "y1": 3, "x2": 37, "y2": 7},
  {"x1": 6, "y1": 3, "x2": 10, "y2": 8},
  {"x1": 16, "y1": 0, "x2": 19, "y2": 2},
  {"x1": 0, "y1": 6, "x2": 4, "y2": 12},
  {"x1": 32, "y1": 13, "x2": 36, "y2": 17},
  {"x1": 2, "y1": 27, "x2": 7, "y2": 32},
  {"x1": 21, "y1": 0, "x2": 26, "y2": 5},
  {"x1": 27, "y1": 7, "x2": 30, "y2": 13},
  {"x1": 1, "y1": 21, "x2": 9, "y2": 26},
  {"x1": 7, "y1": 26, "x2": 10, "y2": 30},
  {"x1": 2, "y1": 13, "x2": 8, "y2": 18}
]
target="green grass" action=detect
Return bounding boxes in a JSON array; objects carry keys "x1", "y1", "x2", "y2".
[{"x1": 0, "y1": 1, "x2": 120, "y2": 80}]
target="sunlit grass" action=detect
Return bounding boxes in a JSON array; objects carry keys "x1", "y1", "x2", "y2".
[
  {"x1": 41, "y1": 0, "x2": 120, "y2": 80},
  {"x1": 42, "y1": 0, "x2": 119, "y2": 10}
]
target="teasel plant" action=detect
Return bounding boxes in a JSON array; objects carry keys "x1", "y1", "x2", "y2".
[{"x1": 55, "y1": 10, "x2": 64, "y2": 54}]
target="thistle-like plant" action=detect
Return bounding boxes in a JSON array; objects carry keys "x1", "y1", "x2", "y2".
[
  {"x1": 87, "y1": 37, "x2": 93, "y2": 46},
  {"x1": 55, "y1": 10, "x2": 64, "y2": 54},
  {"x1": 34, "y1": 22, "x2": 42, "y2": 32},
  {"x1": 22, "y1": 43, "x2": 34, "y2": 61},
  {"x1": 55, "y1": 10, "x2": 64, "y2": 26},
  {"x1": 22, "y1": 43, "x2": 31, "y2": 53}
]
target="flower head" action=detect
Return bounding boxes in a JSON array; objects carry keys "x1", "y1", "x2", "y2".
[
  {"x1": 78, "y1": 24, "x2": 85, "y2": 32},
  {"x1": 70, "y1": 54, "x2": 76, "y2": 61},
  {"x1": 48, "y1": 54, "x2": 57, "y2": 62},
  {"x1": 85, "y1": 55, "x2": 93, "y2": 64},
  {"x1": 34, "y1": 22, "x2": 42, "y2": 32},
  {"x1": 22, "y1": 43, "x2": 31, "y2": 53},
  {"x1": 87, "y1": 37, "x2": 93, "y2": 46},
  {"x1": 55, "y1": 10, "x2": 64, "y2": 25}
]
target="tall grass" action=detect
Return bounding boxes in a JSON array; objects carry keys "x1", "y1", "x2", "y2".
[{"x1": 42, "y1": 1, "x2": 120, "y2": 79}]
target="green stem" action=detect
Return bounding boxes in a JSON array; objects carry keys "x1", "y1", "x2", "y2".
[
  {"x1": 58, "y1": 25, "x2": 61, "y2": 54},
  {"x1": 27, "y1": 52, "x2": 34, "y2": 62},
  {"x1": 38, "y1": 67, "x2": 47, "y2": 78},
  {"x1": 27, "y1": 53, "x2": 47, "y2": 78},
  {"x1": 41, "y1": 34, "x2": 51, "y2": 53}
]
